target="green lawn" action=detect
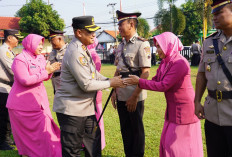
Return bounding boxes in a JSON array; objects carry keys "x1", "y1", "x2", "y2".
[{"x1": 0, "y1": 64, "x2": 208, "y2": 157}]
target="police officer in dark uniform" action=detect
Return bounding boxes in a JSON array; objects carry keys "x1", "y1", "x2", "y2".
[
  {"x1": 195, "y1": 0, "x2": 232, "y2": 156},
  {"x1": 0, "y1": 29, "x2": 23, "y2": 150},
  {"x1": 48, "y1": 29, "x2": 67, "y2": 94},
  {"x1": 112, "y1": 10, "x2": 151, "y2": 157}
]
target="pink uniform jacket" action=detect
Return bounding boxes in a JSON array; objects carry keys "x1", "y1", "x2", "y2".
[
  {"x1": 139, "y1": 55, "x2": 198, "y2": 124},
  {"x1": 139, "y1": 32, "x2": 198, "y2": 125},
  {"x1": 6, "y1": 34, "x2": 61, "y2": 157},
  {"x1": 7, "y1": 35, "x2": 52, "y2": 115}
]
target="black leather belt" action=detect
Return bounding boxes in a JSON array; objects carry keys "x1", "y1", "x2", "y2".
[
  {"x1": 0, "y1": 78, "x2": 13, "y2": 87},
  {"x1": 208, "y1": 89, "x2": 232, "y2": 102},
  {"x1": 53, "y1": 72, "x2": 61, "y2": 78},
  {"x1": 119, "y1": 70, "x2": 141, "y2": 78}
]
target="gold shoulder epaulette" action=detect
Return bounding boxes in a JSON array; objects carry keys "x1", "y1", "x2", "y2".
[
  {"x1": 205, "y1": 31, "x2": 218, "y2": 39},
  {"x1": 137, "y1": 36, "x2": 148, "y2": 41}
]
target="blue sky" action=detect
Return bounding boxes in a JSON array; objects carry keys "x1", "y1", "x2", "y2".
[{"x1": 0, "y1": 0, "x2": 186, "y2": 35}]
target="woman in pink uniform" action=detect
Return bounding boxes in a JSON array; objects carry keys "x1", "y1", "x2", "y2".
[
  {"x1": 124, "y1": 32, "x2": 203, "y2": 157},
  {"x1": 87, "y1": 38, "x2": 106, "y2": 150},
  {"x1": 6, "y1": 34, "x2": 61, "y2": 157}
]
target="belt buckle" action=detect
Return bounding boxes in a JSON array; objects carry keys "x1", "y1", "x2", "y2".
[{"x1": 216, "y1": 90, "x2": 222, "y2": 102}]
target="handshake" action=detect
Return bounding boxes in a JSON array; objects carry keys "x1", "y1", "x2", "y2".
[{"x1": 109, "y1": 75, "x2": 140, "y2": 88}]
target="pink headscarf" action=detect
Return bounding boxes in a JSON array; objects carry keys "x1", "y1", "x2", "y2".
[
  {"x1": 153, "y1": 32, "x2": 183, "y2": 64},
  {"x1": 22, "y1": 34, "x2": 44, "y2": 56},
  {"x1": 87, "y1": 38, "x2": 101, "y2": 72}
]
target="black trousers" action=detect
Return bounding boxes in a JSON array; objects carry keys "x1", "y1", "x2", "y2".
[
  {"x1": 110, "y1": 54, "x2": 115, "y2": 64},
  {"x1": 0, "y1": 92, "x2": 11, "y2": 145},
  {"x1": 117, "y1": 100, "x2": 145, "y2": 157},
  {"x1": 56, "y1": 113, "x2": 101, "y2": 157},
  {"x1": 205, "y1": 120, "x2": 232, "y2": 157},
  {"x1": 191, "y1": 54, "x2": 200, "y2": 66}
]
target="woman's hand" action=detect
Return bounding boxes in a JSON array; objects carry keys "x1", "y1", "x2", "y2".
[
  {"x1": 123, "y1": 75, "x2": 140, "y2": 86},
  {"x1": 46, "y1": 61, "x2": 61, "y2": 74}
]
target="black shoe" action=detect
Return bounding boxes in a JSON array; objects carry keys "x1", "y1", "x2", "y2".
[
  {"x1": 6, "y1": 138, "x2": 15, "y2": 145},
  {"x1": 0, "y1": 142, "x2": 14, "y2": 150}
]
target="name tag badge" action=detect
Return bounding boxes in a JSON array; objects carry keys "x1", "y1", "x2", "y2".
[
  {"x1": 30, "y1": 65, "x2": 36, "y2": 68},
  {"x1": 206, "y1": 50, "x2": 214, "y2": 54}
]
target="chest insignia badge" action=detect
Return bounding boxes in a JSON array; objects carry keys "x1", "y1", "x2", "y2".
[{"x1": 206, "y1": 50, "x2": 214, "y2": 54}]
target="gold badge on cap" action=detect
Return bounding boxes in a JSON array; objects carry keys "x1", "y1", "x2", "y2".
[{"x1": 92, "y1": 17, "x2": 95, "y2": 25}]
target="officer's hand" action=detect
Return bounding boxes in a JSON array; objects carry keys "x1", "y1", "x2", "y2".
[
  {"x1": 126, "y1": 95, "x2": 138, "y2": 112},
  {"x1": 110, "y1": 76, "x2": 126, "y2": 88},
  {"x1": 123, "y1": 75, "x2": 140, "y2": 86},
  {"x1": 111, "y1": 90, "x2": 117, "y2": 109},
  {"x1": 46, "y1": 61, "x2": 61, "y2": 74},
  {"x1": 195, "y1": 102, "x2": 205, "y2": 119}
]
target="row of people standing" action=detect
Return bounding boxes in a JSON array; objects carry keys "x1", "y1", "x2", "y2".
[
  {"x1": 1, "y1": 0, "x2": 232, "y2": 156},
  {"x1": 0, "y1": 15, "x2": 125, "y2": 157}
]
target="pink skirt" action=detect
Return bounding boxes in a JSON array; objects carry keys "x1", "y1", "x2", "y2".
[
  {"x1": 160, "y1": 120, "x2": 203, "y2": 157},
  {"x1": 8, "y1": 109, "x2": 61, "y2": 157}
]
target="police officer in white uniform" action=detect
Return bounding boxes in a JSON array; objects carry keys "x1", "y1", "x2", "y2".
[
  {"x1": 48, "y1": 29, "x2": 67, "y2": 94},
  {"x1": 195, "y1": 0, "x2": 232, "y2": 156},
  {"x1": 111, "y1": 10, "x2": 151, "y2": 157},
  {"x1": 0, "y1": 29, "x2": 23, "y2": 150},
  {"x1": 53, "y1": 16, "x2": 124, "y2": 157}
]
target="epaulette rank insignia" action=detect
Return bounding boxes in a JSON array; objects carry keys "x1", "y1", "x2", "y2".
[
  {"x1": 82, "y1": 45, "x2": 87, "y2": 51},
  {"x1": 205, "y1": 31, "x2": 218, "y2": 39},
  {"x1": 137, "y1": 36, "x2": 148, "y2": 41}
]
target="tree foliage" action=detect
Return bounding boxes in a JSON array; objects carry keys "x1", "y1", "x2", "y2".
[
  {"x1": 15, "y1": 0, "x2": 65, "y2": 37},
  {"x1": 137, "y1": 18, "x2": 150, "y2": 39},
  {"x1": 154, "y1": 5, "x2": 186, "y2": 35},
  {"x1": 157, "y1": 0, "x2": 178, "y2": 10},
  {"x1": 181, "y1": 1, "x2": 212, "y2": 45}
]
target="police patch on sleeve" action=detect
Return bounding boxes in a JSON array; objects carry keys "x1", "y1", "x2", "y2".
[
  {"x1": 144, "y1": 47, "x2": 151, "y2": 59},
  {"x1": 78, "y1": 56, "x2": 88, "y2": 66}
]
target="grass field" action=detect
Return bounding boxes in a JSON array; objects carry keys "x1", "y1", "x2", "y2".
[{"x1": 0, "y1": 64, "x2": 208, "y2": 157}]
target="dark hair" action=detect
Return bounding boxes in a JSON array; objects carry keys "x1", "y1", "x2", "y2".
[
  {"x1": 195, "y1": 40, "x2": 199, "y2": 43},
  {"x1": 3, "y1": 35, "x2": 13, "y2": 43},
  {"x1": 127, "y1": 18, "x2": 138, "y2": 28}
]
